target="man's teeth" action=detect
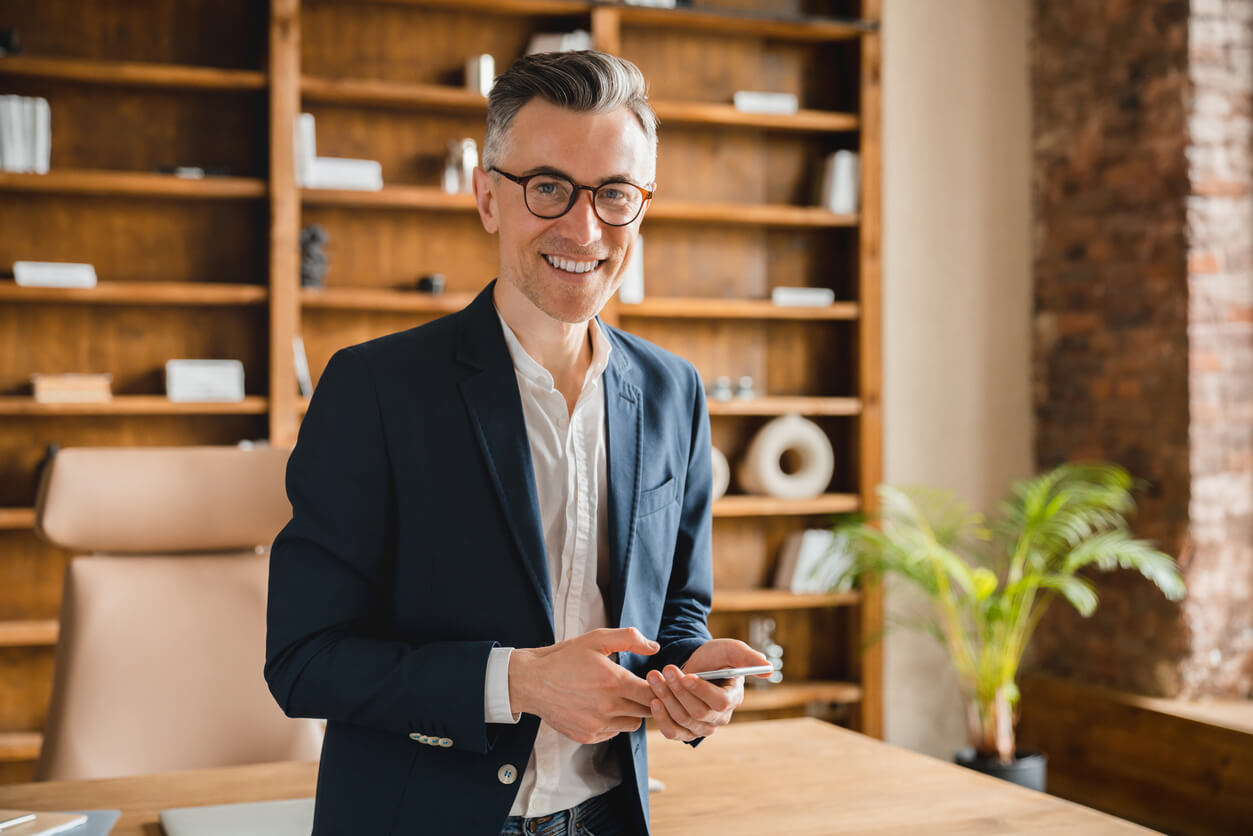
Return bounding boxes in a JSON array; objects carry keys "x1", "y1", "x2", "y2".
[{"x1": 544, "y1": 255, "x2": 599, "y2": 274}]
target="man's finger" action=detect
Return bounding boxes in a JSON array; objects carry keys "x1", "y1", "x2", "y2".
[
  {"x1": 651, "y1": 699, "x2": 693, "y2": 742},
  {"x1": 585, "y1": 626, "x2": 659, "y2": 657}
]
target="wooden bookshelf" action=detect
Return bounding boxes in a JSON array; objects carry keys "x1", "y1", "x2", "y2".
[
  {"x1": 301, "y1": 288, "x2": 476, "y2": 313},
  {"x1": 713, "y1": 495, "x2": 862, "y2": 518},
  {"x1": 0, "y1": 56, "x2": 266, "y2": 91},
  {"x1": 706, "y1": 397, "x2": 862, "y2": 417},
  {"x1": 0, "y1": 396, "x2": 269, "y2": 416},
  {"x1": 0, "y1": 508, "x2": 35, "y2": 530},
  {"x1": 739, "y1": 680, "x2": 864, "y2": 713},
  {"x1": 618, "y1": 299, "x2": 859, "y2": 321},
  {"x1": 0, "y1": 170, "x2": 266, "y2": 199},
  {"x1": 616, "y1": 5, "x2": 868, "y2": 42},
  {"x1": 0, "y1": 620, "x2": 59, "y2": 648},
  {"x1": 0, "y1": 281, "x2": 267, "y2": 307},
  {"x1": 0, "y1": 733, "x2": 42, "y2": 764},
  {"x1": 713, "y1": 589, "x2": 860, "y2": 613}
]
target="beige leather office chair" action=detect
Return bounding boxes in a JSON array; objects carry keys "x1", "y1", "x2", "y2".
[{"x1": 33, "y1": 444, "x2": 323, "y2": 781}]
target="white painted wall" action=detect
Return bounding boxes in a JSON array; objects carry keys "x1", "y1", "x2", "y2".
[{"x1": 880, "y1": 0, "x2": 1033, "y2": 758}]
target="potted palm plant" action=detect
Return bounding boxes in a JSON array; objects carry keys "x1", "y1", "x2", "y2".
[{"x1": 830, "y1": 462, "x2": 1186, "y2": 790}]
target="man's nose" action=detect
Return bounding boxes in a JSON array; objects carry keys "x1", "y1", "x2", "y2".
[{"x1": 557, "y1": 189, "x2": 603, "y2": 245}]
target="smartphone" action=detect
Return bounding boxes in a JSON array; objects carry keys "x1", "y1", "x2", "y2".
[{"x1": 692, "y1": 664, "x2": 775, "y2": 681}]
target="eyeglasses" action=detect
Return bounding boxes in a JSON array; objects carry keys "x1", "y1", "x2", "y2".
[{"x1": 490, "y1": 167, "x2": 654, "y2": 227}]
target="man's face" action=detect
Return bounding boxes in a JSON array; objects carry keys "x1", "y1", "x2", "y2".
[{"x1": 473, "y1": 99, "x2": 654, "y2": 324}]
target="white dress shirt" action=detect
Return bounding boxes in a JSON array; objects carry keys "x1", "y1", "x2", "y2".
[{"x1": 483, "y1": 310, "x2": 622, "y2": 817}]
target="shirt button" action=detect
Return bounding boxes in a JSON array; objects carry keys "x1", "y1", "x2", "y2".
[{"x1": 498, "y1": 763, "x2": 518, "y2": 785}]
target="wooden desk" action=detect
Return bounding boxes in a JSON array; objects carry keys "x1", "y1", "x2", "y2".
[{"x1": 0, "y1": 718, "x2": 1155, "y2": 835}]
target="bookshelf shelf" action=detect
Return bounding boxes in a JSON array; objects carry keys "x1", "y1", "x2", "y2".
[
  {"x1": 712, "y1": 589, "x2": 860, "y2": 613},
  {"x1": 353, "y1": 0, "x2": 592, "y2": 15},
  {"x1": 0, "y1": 396, "x2": 269, "y2": 416},
  {"x1": 706, "y1": 397, "x2": 862, "y2": 417},
  {"x1": 652, "y1": 101, "x2": 858, "y2": 133},
  {"x1": 0, "y1": 732, "x2": 42, "y2": 764},
  {"x1": 0, "y1": 170, "x2": 266, "y2": 200},
  {"x1": 616, "y1": 5, "x2": 869, "y2": 42},
  {"x1": 0, "y1": 281, "x2": 267, "y2": 307},
  {"x1": 301, "y1": 287, "x2": 476, "y2": 313},
  {"x1": 618, "y1": 299, "x2": 859, "y2": 321},
  {"x1": 0, "y1": 56, "x2": 266, "y2": 91},
  {"x1": 0, "y1": 620, "x2": 58, "y2": 648},
  {"x1": 739, "y1": 680, "x2": 864, "y2": 713},
  {"x1": 712, "y1": 494, "x2": 861, "y2": 518},
  {"x1": 0, "y1": 509, "x2": 35, "y2": 530}
]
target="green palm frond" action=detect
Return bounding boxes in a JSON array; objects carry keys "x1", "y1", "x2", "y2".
[{"x1": 1063, "y1": 530, "x2": 1186, "y2": 601}]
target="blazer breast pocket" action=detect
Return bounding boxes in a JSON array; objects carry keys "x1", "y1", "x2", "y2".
[{"x1": 637, "y1": 476, "x2": 678, "y2": 518}]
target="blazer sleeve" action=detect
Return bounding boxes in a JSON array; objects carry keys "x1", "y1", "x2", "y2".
[
  {"x1": 264, "y1": 346, "x2": 499, "y2": 754},
  {"x1": 648, "y1": 363, "x2": 714, "y2": 674}
]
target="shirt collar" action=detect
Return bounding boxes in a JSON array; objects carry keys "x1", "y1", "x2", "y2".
[{"x1": 495, "y1": 309, "x2": 613, "y2": 393}]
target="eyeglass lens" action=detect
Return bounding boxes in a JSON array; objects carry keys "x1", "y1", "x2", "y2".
[{"x1": 524, "y1": 174, "x2": 644, "y2": 225}]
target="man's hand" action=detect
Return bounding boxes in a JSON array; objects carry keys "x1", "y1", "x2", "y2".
[
  {"x1": 646, "y1": 638, "x2": 771, "y2": 742},
  {"x1": 509, "y1": 627, "x2": 659, "y2": 745}
]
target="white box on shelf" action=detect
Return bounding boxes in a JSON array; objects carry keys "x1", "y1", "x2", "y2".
[
  {"x1": 618, "y1": 236, "x2": 645, "y2": 304},
  {"x1": 526, "y1": 30, "x2": 593, "y2": 55},
  {"x1": 773, "y1": 529, "x2": 854, "y2": 594},
  {"x1": 14, "y1": 261, "x2": 98, "y2": 288},
  {"x1": 732, "y1": 91, "x2": 799, "y2": 115},
  {"x1": 1, "y1": 95, "x2": 25, "y2": 171},
  {"x1": 465, "y1": 54, "x2": 495, "y2": 97},
  {"x1": 164, "y1": 359, "x2": 246, "y2": 403},
  {"x1": 305, "y1": 157, "x2": 383, "y2": 191},
  {"x1": 294, "y1": 113, "x2": 317, "y2": 186},
  {"x1": 771, "y1": 286, "x2": 835, "y2": 307},
  {"x1": 31, "y1": 373, "x2": 113, "y2": 404}
]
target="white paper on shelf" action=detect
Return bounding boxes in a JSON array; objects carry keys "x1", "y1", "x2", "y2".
[
  {"x1": 732, "y1": 91, "x2": 799, "y2": 115},
  {"x1": 33, "y1": 96, "x2": 50, "y2": 173},
  {"x1": 771, "y1": 286, "x2": 835, "y2": 307},
  {"x1": 14, "y1": 260, "x2": 98, "y2": 288},
  {"x1": 305, "y1": 156, "x2": 383, "y2": 191},
  {"x1": 165, "y1": 359, "x2": 246, "y2": 403},
  {"x1": 294, "y1": 112, "x2": 316, "y2": 186}
]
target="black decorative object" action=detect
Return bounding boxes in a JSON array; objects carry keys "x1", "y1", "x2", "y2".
[
  {"x1": 0, "y1": 29, "x2": 21, "y2": 57},
  {"x1": 416, "y1": 273, "x2": 445, "y2": 295},
  {"x1": 300, "y1": 224, "x2": 330, "y2": 289}
]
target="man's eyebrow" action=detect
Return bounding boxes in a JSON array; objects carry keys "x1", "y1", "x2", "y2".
[{"x1": 520, "y1": 165, "x2": 645, "y2": 187}]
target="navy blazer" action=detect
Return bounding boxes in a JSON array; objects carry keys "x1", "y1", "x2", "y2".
[{"x1": 265, "y1": 282, "x2": 714, "y2": 835}]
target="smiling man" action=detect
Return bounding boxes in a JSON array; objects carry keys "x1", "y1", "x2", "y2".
[{"x1": 265, "y1": 51, "x2": 769, "y2": 836}]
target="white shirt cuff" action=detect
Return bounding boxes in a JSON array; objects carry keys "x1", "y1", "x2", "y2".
[{"x1": 485, "y1": 646, "x2": 521, "y2": 724}]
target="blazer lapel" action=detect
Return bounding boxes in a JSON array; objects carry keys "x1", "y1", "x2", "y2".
[
  {"x1": 602, "y1": 326, "x2": 642, "y2": 630},
  {"x1": 456, "y1": 284, "x2": 554, "y2": 637}
]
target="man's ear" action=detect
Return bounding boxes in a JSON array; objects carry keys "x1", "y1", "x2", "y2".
[{"x1": 472, "y1": 167, "x2": 499, "y2": 234}]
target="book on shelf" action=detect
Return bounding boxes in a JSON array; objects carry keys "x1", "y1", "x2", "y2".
[
  {"x1": 294, "y1": 112, "x2": 383, "y2": 190},
  {"x1": 773, "y1": 529, "x2": 854, "y2": 594},
  {"x1": 0, "y1": 94, "x2": 50, "y2": 173},
  {"x1": 30, "y1": 373, "x2": 113, "y2": 403},
  {"x1": 819, "y1": 150, "x2": 860, "y2": 215},
  {"x1": 732, "y1": 91, "x2": 800, "y2": 115},
  {"x1": 13, "y1": 260, "x2": 98, "y2": 288},
  {"x1": 526, "y1": 30, "x2": 592, "y2": 55},
  {"x1": 770, "y1": 286, "x2": 835, "y2": 307}
]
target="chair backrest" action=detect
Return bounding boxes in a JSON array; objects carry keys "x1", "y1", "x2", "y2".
[{"x1": 33, "y1": 445, "x2": 323, "y2": 781}]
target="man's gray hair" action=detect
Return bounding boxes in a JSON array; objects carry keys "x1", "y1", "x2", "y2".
[{"x1": 482, "y1": 50, "x2": 658, "y2": 178}]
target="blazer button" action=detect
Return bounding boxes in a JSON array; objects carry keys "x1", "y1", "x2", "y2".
[
  {"x1": 497, "y1": 764, "x2": 518, "y2": 785},
  {"x1": 439, "y1": 737, "x2": 453, "y2": 748},
  {"x1": 408, "y1": 733, "x2": 424, "y2": 743}
]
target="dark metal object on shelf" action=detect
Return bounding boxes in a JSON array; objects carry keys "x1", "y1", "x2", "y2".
[
  {"x1": 300, "y1": 224, "x2": 330, "y2": 289},
  {"x1": 0, "y1": 29, "x2": 21, "y2": 57},
  {"x1": 416, "y1": 273, "x2": 445, "y2": 295}
]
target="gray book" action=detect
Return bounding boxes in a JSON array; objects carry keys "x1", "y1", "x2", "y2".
[{"x1": 160, "y1": 798, "x2": 314, "y2": 836}]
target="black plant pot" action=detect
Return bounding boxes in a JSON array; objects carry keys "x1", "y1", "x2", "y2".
[{"x1": 954, "y1": 748, "x2": 1047, "y2": 792}]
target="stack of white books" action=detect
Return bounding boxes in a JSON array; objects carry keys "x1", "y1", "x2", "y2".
[
  {"x1": 294, "y1": 113, "x2": 383, "y2": 191},
  {"x1": 165, "y1": 359, "x2": 246, "y2": 403},
  {"x1": 0, "y1": 95, "x2": 51, "y2": 173},
  {"x1": 819, "y1": 150, "x2": 860, "y2": 215}
]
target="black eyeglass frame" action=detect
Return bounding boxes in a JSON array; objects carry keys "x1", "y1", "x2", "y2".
[{"x1": 489, "y1": 166, "x2": 655, "y2": 227}]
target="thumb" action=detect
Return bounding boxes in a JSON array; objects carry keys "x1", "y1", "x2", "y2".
[{"x1": 585, "y1": 627, "x2": 659, "y2": 657}]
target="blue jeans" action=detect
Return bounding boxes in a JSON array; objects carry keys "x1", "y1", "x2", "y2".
[{"x1": 499, "y1": 786, "x2": 635, "y2": 836}]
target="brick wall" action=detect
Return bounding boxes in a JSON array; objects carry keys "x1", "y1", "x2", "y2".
[{"x1": 1030, "y1": 0, "x2": 1253, "y2": 697}]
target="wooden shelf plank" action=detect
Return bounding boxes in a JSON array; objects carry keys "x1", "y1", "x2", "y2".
[
  {"x1": 713, "y1": 494, "x2": 860, "y2": 517},
  {"x1": 616, "y1": 5, "x2": 870, "y2": 42},
  {"x1": 0, "y1": 508, "x2": 35, "y2": 530},
  {"x1": 302, "y1": 75, "x2": 488, "y2": 111},
  {"x1": 712, "y1": 589, "x2": 859, "y2": 612},
  {"x1": 0, "y1": 170, "x2": 266, "y2": 199},
  {"x1": 739, "y1": 680, "x2": 864, "y2": 712},
  {"x1": 707, "y1": 397, "x2": 862, "y2": 417},
  {"x1": 0, "y1": 280, "x2": 266, "y2": 306},
  {"x1": 618, "y1": 298, "x2": 859, "y2": 320},
  {"x1": 301, "y1": 287, "x2": 476, "y2": 313},
  {"x1": 652, "y1": 100, "x2": 857, "y2": 133},
  {"x1": 648, "y1": 201, "x2": 854, "y2": 227},
  {"x1": 0, "y1": 732, "x2": 42, "y2": 763},
  {"x1": 357, "y1": 0, "x2": 591, "y2": 14},
  {"x1": 0, "y1": 56, "x2": 266, "y2": 91},
  {"x1": 0, "y1": 620, "x2": 58, "y2": 648},
  {"x1": 301, "y1": 185, "x2": 474, "y2": 210},
  {"x1": 0, "y1": 396, "x2": 269, "y2": 416}
]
